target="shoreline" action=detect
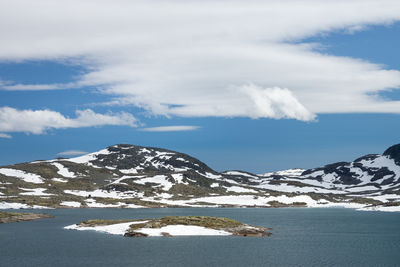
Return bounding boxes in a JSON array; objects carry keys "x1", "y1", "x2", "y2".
[
  {"x1": 0, "y1": 211, "x2": 53, "y2": 223},
  {"x1": 1, "y1": 203, "x2": 399, "y2": 212}
]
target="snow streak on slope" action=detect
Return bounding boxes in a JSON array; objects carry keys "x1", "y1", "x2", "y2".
[
  {"x1": 51, "y1": 163, "x2": 77, "y2": 178},
  {"x1": 260, "y1": 168, "x2": 305, "y2": 177},
  {"x1": 66, "y1": 149, "x2": 112, "y2": 164}
]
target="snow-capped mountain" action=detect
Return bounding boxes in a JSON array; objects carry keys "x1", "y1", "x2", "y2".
[
  {"x1": 264, "y1": 144, "x2": 400, "y2": 192},
  {"x1": 1, "y1": 143, "x2": 400, "y2": 212},
  {"x1": 67, "y1": 144, "x2": 215, "y2": 175}
]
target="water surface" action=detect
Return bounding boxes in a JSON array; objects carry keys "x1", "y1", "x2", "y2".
[{"x1": 1, "y1": 208, "x2": 400, "y2": 267}]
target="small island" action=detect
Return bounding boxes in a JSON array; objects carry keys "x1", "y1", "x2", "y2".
[
  {"x1": 65, "y1": 216, "x2": 272, "y2": 237},
  {"x1": 0, "y1": 211, "x2": 53, "y2": 223}
]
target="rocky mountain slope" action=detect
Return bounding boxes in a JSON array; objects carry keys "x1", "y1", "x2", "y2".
[{"x1": 1, "y1": 144, "x2": 400, "y2": 212}]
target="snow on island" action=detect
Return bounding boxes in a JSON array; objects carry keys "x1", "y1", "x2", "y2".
[{"x1": 64, "y1": 216, "x2": 271, "y2": 237}]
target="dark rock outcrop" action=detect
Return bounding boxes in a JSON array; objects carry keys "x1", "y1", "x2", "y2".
[{"x1": 124, "y1": 231, "x2": 148, "y2": 237}]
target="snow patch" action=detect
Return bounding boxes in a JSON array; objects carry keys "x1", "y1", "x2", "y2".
[
  {"x1": 224, "y1": 171, "x2": 259, "y2": 178},
  {"x1": 345, "y1": 185, "x2": 379, "y2": 192},
  {"x1": 134, "y1": 175, "x2": 173, "y2": 191},
  {"x1": 204, "y1": 172, "x2": 223, "y2": 179},
  {"x1": 136, "y1": 225, "x2": 232, "y2": 236},
  {"x1": 67, "y1": 149, "x2": 111, "y2": 164},
  {"x1": 226, "y1": 186, "x2": 257, "y2": 193},
  {"x1": 19, "y1": 188, "x2": 54, "y2": 196},
  {"x1": 0, "y1": 168, "x2": 44, "y2": 184},
  {"x1": 176, "y1": 157, "x2": 189, "y2": 162},
  {"x1": 120, "y1": 168, "x2": 139, "y2": 174},
  {"x1": 52, "y1": 178, "x2": 68, "y2": 183},
  {"x1": 261, "y1": 168, "x2": 305, "y2": 177},
  {"x1": 171, "y1": 173, "x2": 188, "y2": 185},
  {"x1": 84, "y1": 198, "x2": 144, "y2": 208},
  {"x1": 65, "y1": 189, "x2": 138, "y2": 199},
  {"x1": 64, "y1": 220, "x2": 148, "y2": 235},
  {"x1": 60, "y1": 201, "x2": 81, "y2": 208},
  {"x1": 0, "y1": 202, "x2": 52, "y2": 209},
  {"x1": 139, "y1": 148, "x2": 151, "y2": 154}
]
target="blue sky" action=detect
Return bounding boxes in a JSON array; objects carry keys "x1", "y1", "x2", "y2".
[{"x1": 1, "y1": 1, "x2": 400, "y2": 173}]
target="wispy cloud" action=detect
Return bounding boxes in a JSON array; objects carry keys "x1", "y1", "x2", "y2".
[
  {"x1": 0, "y1": 107, "x2": 137, "y2": 135},
  {"x1": 1, "y1": 1, "x2": 400, "y2": 120},
  {"x1": 141, "y1": 126, "x2": 200, "y2": 132},
  {"x1": 1, "y1": 82, "x2": 76, "y2": 91},
  {"x1": 57, "y1": 150, "x2": 87, "y2": 156},
  {"x1": 0, "y1": 133, "x2": 11, "y2": 139}
]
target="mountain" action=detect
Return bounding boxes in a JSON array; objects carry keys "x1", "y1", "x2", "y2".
[{"x1": 1, "y1": 144, "x2": 400, "y2": 212}]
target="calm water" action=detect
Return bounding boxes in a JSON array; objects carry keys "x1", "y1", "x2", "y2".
[{"x1": 1, "y1": 208, "x2": 400, "y2": 267}]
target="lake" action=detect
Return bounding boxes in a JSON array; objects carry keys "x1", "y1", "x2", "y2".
[{"x1": 1, "y1": 208, "x2": 400, "y2": 267}]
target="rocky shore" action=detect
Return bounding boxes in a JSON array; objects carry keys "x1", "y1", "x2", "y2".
[{"x1": 0, "y1": 211, "x2": 53, "y2": 223}]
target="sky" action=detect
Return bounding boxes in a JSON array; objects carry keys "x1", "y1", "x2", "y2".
[{"x1": 0, "y1": 0, "x2": 400, "y2": 173}]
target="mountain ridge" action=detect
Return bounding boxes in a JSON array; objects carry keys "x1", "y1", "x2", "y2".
[{"x1": 1, "y1": 143, "x2": 399, "y2": 212}]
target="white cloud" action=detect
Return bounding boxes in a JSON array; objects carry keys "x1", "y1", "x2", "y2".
[
  {"x1": 57, "y1": 150, "x2": 87, "y2": 156},
  {"x1": 0, "y1": 0, "x2": 400, "y2": 120},
  {"x1": 238, "y1": 85, "x2": 315, "y2": 121},
  {"x1": 0, "y1": 133, "x2": 12, "y2": 139},
  {"x1": 0, "y1": 107, "x2": 137, "y2": 134},
  {"x1": 141, "y1": 126, "x2": 200, "y2": 132}
]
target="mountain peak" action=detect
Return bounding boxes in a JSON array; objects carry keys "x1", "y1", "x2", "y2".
[
  {"x1": 69, "y1": 144, "x2": 215, "y2": 175},
  {"x1": 383, "y1": 143, "x2": 400, "y2": 164}
]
